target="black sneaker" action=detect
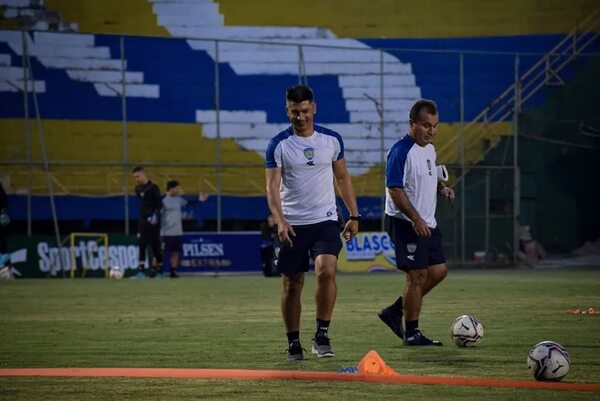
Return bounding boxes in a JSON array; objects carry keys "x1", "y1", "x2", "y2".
[
  {"x1": 378, "y1": 306, "x2": 404, "y2": 339},
  {"x1": 311, "y1": 334, "x2": 335, "y2": 358},
  {"x1": 170, "y1": 271, "x2": 179, "y2": 278},
  {"x1": 287, "y1": 342, "x2": 304, "y2": 361},
  {"x1": 404, "y1": 330, "x2": 443, "y2": 346}
]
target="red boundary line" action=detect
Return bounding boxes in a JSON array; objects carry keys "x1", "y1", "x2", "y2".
[{"x1": 0, "y1": 368, "x2": 599, "y2": 392}]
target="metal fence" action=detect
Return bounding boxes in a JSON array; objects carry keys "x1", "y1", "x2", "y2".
[{"x1": 1, "y1": 15, "x2": 599, "y2": 265}]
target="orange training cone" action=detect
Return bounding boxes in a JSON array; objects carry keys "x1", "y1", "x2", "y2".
[{"x1": 357, "y1": 350, "x2": 399, "y2": 376}]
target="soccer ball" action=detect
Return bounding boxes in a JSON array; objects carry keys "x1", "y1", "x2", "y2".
[
  {"x1": 109, "y1": 266, "x2": 124, "y2": 279},
  {"x1": 450, "y1": 315, "x2": 484, "y2": 347},
  {"x1": 527, "y1": 341, "x2": 570, "y2": 382}
]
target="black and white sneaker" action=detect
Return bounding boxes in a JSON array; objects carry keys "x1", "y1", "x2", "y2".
[
  {"x1": 378, "y1": 306, "x2": 404, "y2": 339},
  {"x1": 312, "y1": 334, "x2": 335, "y2": 358},
  {"x1": 287, "y1": 342, "x2": 305, "y2": 361},
  {"x1": 404, "y1": 330, "x2": 443, "y2": 346}
]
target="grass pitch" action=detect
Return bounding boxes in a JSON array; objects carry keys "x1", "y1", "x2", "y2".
[{"x1": 0, "y1": 267, "x2": 599, "y2": 400}]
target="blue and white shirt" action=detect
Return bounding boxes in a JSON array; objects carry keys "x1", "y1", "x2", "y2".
[
  {"x1": 265, "y1": 125, "x2": 344, "y2": 226},
  {"x1": 385, "y1": 135, "x2": 439, "y2": 228}
]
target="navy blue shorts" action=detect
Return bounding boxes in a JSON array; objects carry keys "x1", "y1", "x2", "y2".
[
  {"x1": 162, "y1": 236, "x2": 183, "y2": 253},
  {"x1": 273, "y1": 220, "x2": 343, "y2": 277},
  {"x1": 385, "y1": 215, "x2": 446, "y2": 271}
]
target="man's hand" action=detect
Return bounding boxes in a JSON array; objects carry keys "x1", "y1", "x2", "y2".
[
  {"x1": 411, "y1": 217, "x2": 431, "y2": 237},
  {"x1": 199, "y1": 192, "x2": 209, "y2": 202},
  {"x1": 342, "y1": 220, "x2": 359, "y2": 242},
  {"x1": 147, "y1": 212, "x2": 159, "y2": 225},
  {"x1": 277, "y1": 219, "x2": 296, "y2": 247},
  {"x1": 0, "y1": 209, "x2": 10, "y2": 227},
  {"x1": 440, "y1": 186, "x2": 455, "y2": 201}
]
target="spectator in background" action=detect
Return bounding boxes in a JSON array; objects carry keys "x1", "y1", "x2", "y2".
[
  {"x1": 259, "y1": 213, "x2": 279, "y2": 277},
  {"x1": 517, "y1": 223, "x2": 547, "y2": 266},
  {"x1": 161, "y1": 180, "x2": 208, "y2": 278},
  {"x1": 132, "y1": 166, "x2": 163, "y2": 279}
]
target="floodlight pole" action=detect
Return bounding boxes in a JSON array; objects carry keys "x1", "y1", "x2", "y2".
[
  {"x1": 120, "y1": 35, "x2": 130, "y2": 236},
  {"x1": 214, "y1": 40, "x2": 222, "y2": 233},
  {"x1": 24, "y1": 31, "x2": 65, "y2": 276},
  {"x1": 513, "y1": 55, "x2": 521, "y2": 266},
  {"x1": 21, "y1": 30, "x2": 32, "y2": 237},
  {"x1": 379, "y1": 50, "x2": 385, "y2": 232},
  {"x1": 459, "y1": 53, "x2": 466, "y2": 266}
]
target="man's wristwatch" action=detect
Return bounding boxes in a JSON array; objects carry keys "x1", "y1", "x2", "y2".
[{"x1": 348, "y1": 215, "x2": 361, "y2": 222}]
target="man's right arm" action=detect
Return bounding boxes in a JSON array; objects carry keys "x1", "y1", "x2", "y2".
[
  {"x1": 265, "y1": 168, "x2": 295, "y2": 246},
  {"x1": 388, "y1": 187, "x2": 431, "y2": 237},
  {"x1": 265, "y1": 168, "x2": 284, "y2": 224}
]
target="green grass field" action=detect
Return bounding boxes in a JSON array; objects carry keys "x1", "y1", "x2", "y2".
[{"x1": 1, "y1": 268, "x2": 599, "y2": 400}]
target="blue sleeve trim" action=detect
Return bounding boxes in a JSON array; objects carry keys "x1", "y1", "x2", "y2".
[
  {"x1": 386, "y1": 135, "x2": 414, "y2": 188},
  {"x1": 265, "y1": 128, "x2": 292, "y2": 168},
  {"x1": 315, "y1": 124, "x2": 344, "y2": 160}
]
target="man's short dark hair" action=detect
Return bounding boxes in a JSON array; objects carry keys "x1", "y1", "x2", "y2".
[
  {"x1": 166, "y1": 180, "x2": 179, "y2": 191},
  {"x1": 131, "y1": 165, "x2": 144, "y2": 174},
  {"x1": 409, "y1": 99, "x2": 438, "y2": 122},
  {"x1": 286, "y1": 85, "x2": 314, "y2": 103}
]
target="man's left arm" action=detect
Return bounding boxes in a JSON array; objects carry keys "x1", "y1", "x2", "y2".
[
  {"x1": 333, "y1": 159, "x2": 359, "y2": 241},
  {"x1": 149, "y1": 184, "x2": 163, "y2": 224}
]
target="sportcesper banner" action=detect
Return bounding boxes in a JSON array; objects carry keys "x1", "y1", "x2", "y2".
[
  {"x1": 7, "y1": 235, "x2": 139, "y2": 278},
  {"x1": 6, "y1": 233, "x2": 261, "y2": 278},
  {"x1": 338, "y1": 232, "x2": 397, "y2": 273}
]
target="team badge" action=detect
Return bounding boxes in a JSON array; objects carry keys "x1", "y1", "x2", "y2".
[
  {"x1": 407, "y1": 243, "x2": 417, "y2": 253},
  {"x1": 304, "y1": 147, "x2": 315, "y2": 166}
]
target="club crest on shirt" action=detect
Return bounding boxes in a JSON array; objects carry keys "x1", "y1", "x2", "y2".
[
  {"x1": 407, "y1": 243, "x2": 417, "y2": 253},
  {"x1": 304, "y1": 147, "x2": 315, "y2": 166},
  {"x1": 426, "y1": 159, "x2": 432, "y2": 176}
]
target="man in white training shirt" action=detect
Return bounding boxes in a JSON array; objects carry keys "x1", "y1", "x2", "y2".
[
  {"x1": 265, "y1": 85, "x2": 360, "y2": 361},
  {"x1": 378, "y1": 99, "x2": 455, "y2": 346},
  {"x1": 161, "y1": 180, "x2": 208, "y2": 278}
]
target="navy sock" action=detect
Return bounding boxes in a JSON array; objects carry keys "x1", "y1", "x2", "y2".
[
  {"x1": 315, "y1": 319, "x2": 330, "y2": 337},
  {"x1": 389, "y1": 295, "x2": 404, "y2": 313},
  {"x1": 406, "y1": 320, "x2": 419, "y2": 337},
  {"x1": 287, "y1": 331, "x2": 300, "y2": 345}
]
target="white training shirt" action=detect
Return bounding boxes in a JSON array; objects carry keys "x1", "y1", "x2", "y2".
[
  {"x1": 385, "y1": 134, "x2": 439, "y2": 228},
  {"x1": 161, "y1": 195, "x2": 188, "y2": 236},
  {"x1": 265, "y1": 125, "x2": 344, "y2": 226}
]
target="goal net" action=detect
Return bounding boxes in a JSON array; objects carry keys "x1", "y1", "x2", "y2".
[{"x1": 50, "y1": 233, "x2": 110, "y2": 278}]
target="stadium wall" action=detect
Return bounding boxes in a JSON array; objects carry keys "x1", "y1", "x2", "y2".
[{"x1": 215, "y1": 0, "x2": 597, "y2": 38}]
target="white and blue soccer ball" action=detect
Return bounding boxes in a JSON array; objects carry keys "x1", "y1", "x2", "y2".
[
  {"x1": 109, "y1": 266, "x2": 124, "y2": 279},
  {"x1": 450, "y1": 315, "x2": 484, "y2": 347},
  {"x1": 527, "y1": 341, "x2": 570, "y2": 382}
]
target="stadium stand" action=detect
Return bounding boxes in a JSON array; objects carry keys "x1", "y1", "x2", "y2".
[{"x1": 0, "y1": 0, "x2": 598, "y2": 233}]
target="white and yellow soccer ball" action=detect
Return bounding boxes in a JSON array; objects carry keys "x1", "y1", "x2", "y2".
[
  {"x1": 527, "y1": 341, "x2": 570, "y2": 382},
  {"x1": 450, "y1": 315, "x2": 484, "y2": 347},
  {"x1": 109, "y1": 266, "x2": 124, "y2": 279}
]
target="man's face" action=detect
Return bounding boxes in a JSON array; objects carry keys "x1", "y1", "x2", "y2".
[
  {"x1": 132, "y1": 171, "x2": 148, "y2": 185},
  {"x1": 286, "y1": 100, "x2": 316, "y2": 135},
  {"x1": 410, "y1": 110, "x2": 439, "y2": 147},
  {"x1": 168, "y1": 185, "x2": 183, "y2": 196}
]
